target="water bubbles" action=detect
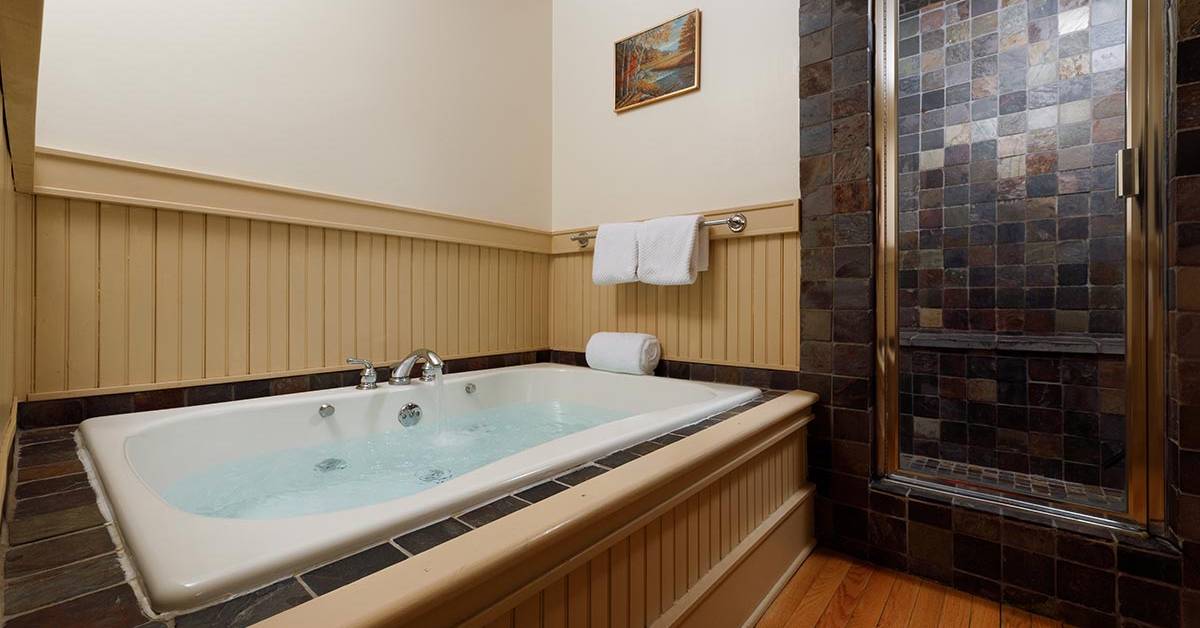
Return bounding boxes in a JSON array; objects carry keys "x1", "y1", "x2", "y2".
[
  {"x1": 162, "y1": 401, "x2": 628, "y2": 518},
  {"x1": 313, "y1": 458, "x2": 349, "y2": 473},
  {"x1": 418, "y1": 467, "x2": 452, "y2": 484}
]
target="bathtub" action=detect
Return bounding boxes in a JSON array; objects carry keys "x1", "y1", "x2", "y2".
[{"x1": 79, "y1": 363, "x2": 760, "y2": 613}]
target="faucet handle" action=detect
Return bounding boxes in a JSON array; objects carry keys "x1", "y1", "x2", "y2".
[
  {"x1": 346, "y1": 357, "x2": 378, "y2": 390},
  {"x1": 420, "y1": 360, "x2": 445, "y2": 382}
]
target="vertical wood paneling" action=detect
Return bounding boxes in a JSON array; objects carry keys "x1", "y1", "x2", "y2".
[
  {"x1": 12, "y1": 194, "x2": 35, "y2": 402},
  {"x1": 127, "y1": 208, "x2": 156, "y2": 384},
  {"x1": 66, "y1": 200, "x2": 98, "y2": 390},
  {"x1": 226, "y1": 218, "x2": 250, "y2": 376},
  {"x1": 339, "y1": 231, "x2": 356, "y2": 363},
  {"x1": 34, "y1": 198, "x2": 68, "y2": 393},
  {"x1": 544, "y1": 578, "x2": 566, "y2": 628},
  {"x1": 30, "y1": 196, "x2": 553, "y2": 394},
  {"x1": 154, "y1": 209, "x2": 181, "y2": 382},
  {"x1": 248, "y1": 220, "x2": 271, "y2": 375},
  {"x1": 179, "y1": 212, "x2": 205, "y2": 381},
  {"x1": 204, "y1": 216, "x2": 228, "y2": 378},
  {"x1": 497, "y1": 431, "x2": 808, "y2": 627},
  {"x1": 267, "y1": 223, "x2": 287, "y2": 371},
  {"x1": 548, "y1": 234, "x2": 800, "y2": 370},
  {"x1": 288, "y1": 224, "x2": 308, "y2": 371},
  {"x1": 306, "y1": 227, "x2": 325, "y2": 368},
  {"x1": 369, "y1": 234, "x2": 386, "y2": 361},
  {"x1": 0, "y1": 141, "x2": 27, "y2": 423},
  {"x1": 98, "y1": 204, "x2": 128, "y2": 387}
]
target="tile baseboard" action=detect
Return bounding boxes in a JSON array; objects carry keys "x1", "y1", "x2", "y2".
[
  {"x1": 17, "y1": 351, "x2": 550, "y2": 430},
  {"x1": 547, "y1": 351, "x2": 802, "y2": 390}
]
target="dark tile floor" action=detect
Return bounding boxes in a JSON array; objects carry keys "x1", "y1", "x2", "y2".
[
  {"x1": 901, "y1": 453, "x2": 1127, "y2": 511},
  {"x1": 0, "y1": 391, "x2": 779, "y2": 627}
]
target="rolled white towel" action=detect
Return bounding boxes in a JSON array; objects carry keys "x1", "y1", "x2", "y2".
[
  {"x1": 591, "y1": 222, "x2": 640, "y2": 285},
  {"x1": 585, "y1": 332, "x2": 661, "y2": 375}
]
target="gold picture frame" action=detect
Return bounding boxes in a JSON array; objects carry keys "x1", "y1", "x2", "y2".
[{"x1": 614, "y1": 10, "x2": 701, "y2": 113}]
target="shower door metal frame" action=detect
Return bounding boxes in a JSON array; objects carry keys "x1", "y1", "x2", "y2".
[{"x1": 872, "y1": 0, "x2": 1166, "y2": 527}]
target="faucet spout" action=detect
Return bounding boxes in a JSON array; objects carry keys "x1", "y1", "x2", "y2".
[{"x1": 390, "y1": 349, "x2": 445, "y2": 385}]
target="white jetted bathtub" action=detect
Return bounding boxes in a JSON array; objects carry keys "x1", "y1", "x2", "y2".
[{"x1": 79, "y1": 363, "x2": 760, "y2": 612}]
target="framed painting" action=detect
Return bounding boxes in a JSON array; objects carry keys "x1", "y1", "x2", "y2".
[{"x1": 614, "y1": 10, "x2": 701, "y2": 113}]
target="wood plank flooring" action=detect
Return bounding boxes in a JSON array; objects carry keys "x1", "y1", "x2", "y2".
[{"x1": 758, "y1": 549, "x2": 1065, "y2": 628}]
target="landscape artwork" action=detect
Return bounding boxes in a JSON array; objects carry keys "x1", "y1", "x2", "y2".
[{"x1": 614, "y1": 10, "x2": 700, "y2": 113}]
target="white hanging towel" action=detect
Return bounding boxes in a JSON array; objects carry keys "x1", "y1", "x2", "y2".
[
  {"x1": 636, "y1": 215, "x2": 709, "y2": 285},
  {"x1": 591, "y1": 222, "x2": 640, "y2": 285},
  {"x1": 585, "y1": 332, "x2": 661, "y2": 375}
]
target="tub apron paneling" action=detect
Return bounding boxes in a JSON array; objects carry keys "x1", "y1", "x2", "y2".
[{"x1": 473, "y1": 429, "x2": 811, "y2": 628}]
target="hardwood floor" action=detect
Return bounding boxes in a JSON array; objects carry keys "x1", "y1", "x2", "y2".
[{"x1": 757, "y1": 549, "x2": 1064, "y2": 628}]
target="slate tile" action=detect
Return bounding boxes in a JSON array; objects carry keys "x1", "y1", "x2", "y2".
[
  {"x1": 556, "y1": 465, "x2": 607, "y2": 486},
  {"x1": 458, "y1": 496, "x2": 529, "y2": 528},
  {"x1": 17, "y1": 399, "x2": 84, "y2": 429},
  {"x1": 10, "y1": 488, "x2": 106, "y2": 545},
  {"x1": 19, "y1": 439, "x2": 78, "y2": 468},
  {"x1": 15, "y1": 472, "x2": 91, "y2": 500},
  {"x1": 175, "y1": 579, "x2": 311, "y2": 628},
  {"x1": 515, "y1": 480, "x2": 570, "y2": 503},
  {"x1": 5, "y1": 584, "x2": 148, "y2": 628},
  {"x1": 595, "y1": 449, "x2": 640, "y2": 469},
  {"x1": 17, "y1": 459, "x2": 84, "y2": 483},
  {"x1": 4, "y1": 526, "x2": 115, "y2": 579},
  {"x1": 18, "y1": 426, "x2": 77, "y2": 446},
  {"x1": 300, "y1": 544, "x2": 405, "y2": 596},
  {"x1": 394, "y1": 519, "x2": 472, "y2": 555},
  {"x1": 4, "y1": 553, "x2": 125, "y2": 615}
]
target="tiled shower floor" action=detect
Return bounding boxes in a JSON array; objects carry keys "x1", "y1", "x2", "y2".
[
  {"x1": 0, "y1": 392, "x2": 777, "y2": 627},
  {"x1": 901, "y1": 454, "x2": 1126, "y2": 512}
]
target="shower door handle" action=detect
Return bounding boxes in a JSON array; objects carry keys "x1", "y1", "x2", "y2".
[{"x1": 1115, "y1": 147, "x2": 1140, "y2": 199}]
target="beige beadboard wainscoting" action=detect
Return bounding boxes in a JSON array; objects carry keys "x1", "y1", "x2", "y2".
[
  {"x1": 260, "y1": 390, "x2": 816, "y2": 628},
  {"x1": 0, "y1": 124, "x2": 36, "y2": 508},
  {"x1": 549, "y1": 201, "x2": 801, "y2": 371},
  {"x1": 30, "y1": 195, "x2": 550, "y2": 397},
  {"x1": 24, "y1": 149, "x2": 799, "y2": 397}
]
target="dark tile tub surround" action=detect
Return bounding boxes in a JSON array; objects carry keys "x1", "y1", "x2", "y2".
[
  {"x1": 799, "y1": 0, "x2": 1197, "y2": 624},
  {"x1": 0, "y1": 384, "x2": 779, "y2": 626},
  {"x1": 16, "y1": 350, "x2": 550, "y2": 430}
]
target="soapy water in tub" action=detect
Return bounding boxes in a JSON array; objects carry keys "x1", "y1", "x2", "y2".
[{"x1": 160, "y1": 401, "x2": 628, "y2": 519}]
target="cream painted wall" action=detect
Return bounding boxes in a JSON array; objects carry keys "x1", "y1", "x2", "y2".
[
  {"x1": 550, "y1": 1, "x2": 800, "y2": 230},
  {"x1": 35, "y1": 1, "x2": 553, "y2": 229}
]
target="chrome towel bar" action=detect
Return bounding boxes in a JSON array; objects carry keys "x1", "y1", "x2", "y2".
[{"x1": 568, "y1": 213, "x2": 748, "y2": 248}]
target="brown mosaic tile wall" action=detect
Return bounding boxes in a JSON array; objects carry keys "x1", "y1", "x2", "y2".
[
  {"x1": 896, "y1": 0, "x2": 1127, "y2": 336},
  {"x1": 803, "y1": 0, "x2": 1197, "y2": 624},
  {"x1": 892, "y1": 0, "x2": 1131, "y2": 500},
  {"x1": 900, "y1": 348, "x2": 1127, "y2": 490},
  {"x1": 796, "y1": 0, "x2": 878, "y2": 567},
  {"x1": 1169, "y1": 0, "x2": 1200, "y2": 619}
]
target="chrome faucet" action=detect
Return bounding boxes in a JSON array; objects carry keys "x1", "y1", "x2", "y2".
[
  {"x1": 346, "y1": 357, "x2": 378, "y2": 390},
  {"x1": 390, "y1": 349, "x2": 444, "y2": 385}
]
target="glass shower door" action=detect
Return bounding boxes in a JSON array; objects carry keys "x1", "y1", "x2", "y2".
[{"x1": 876, "y1": 0, "x2": 1157, "y2": 523}]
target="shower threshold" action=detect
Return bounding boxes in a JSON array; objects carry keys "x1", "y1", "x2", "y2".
[{"x1": 900, "y1": 454, "x2": 1126, "y2": 512}]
